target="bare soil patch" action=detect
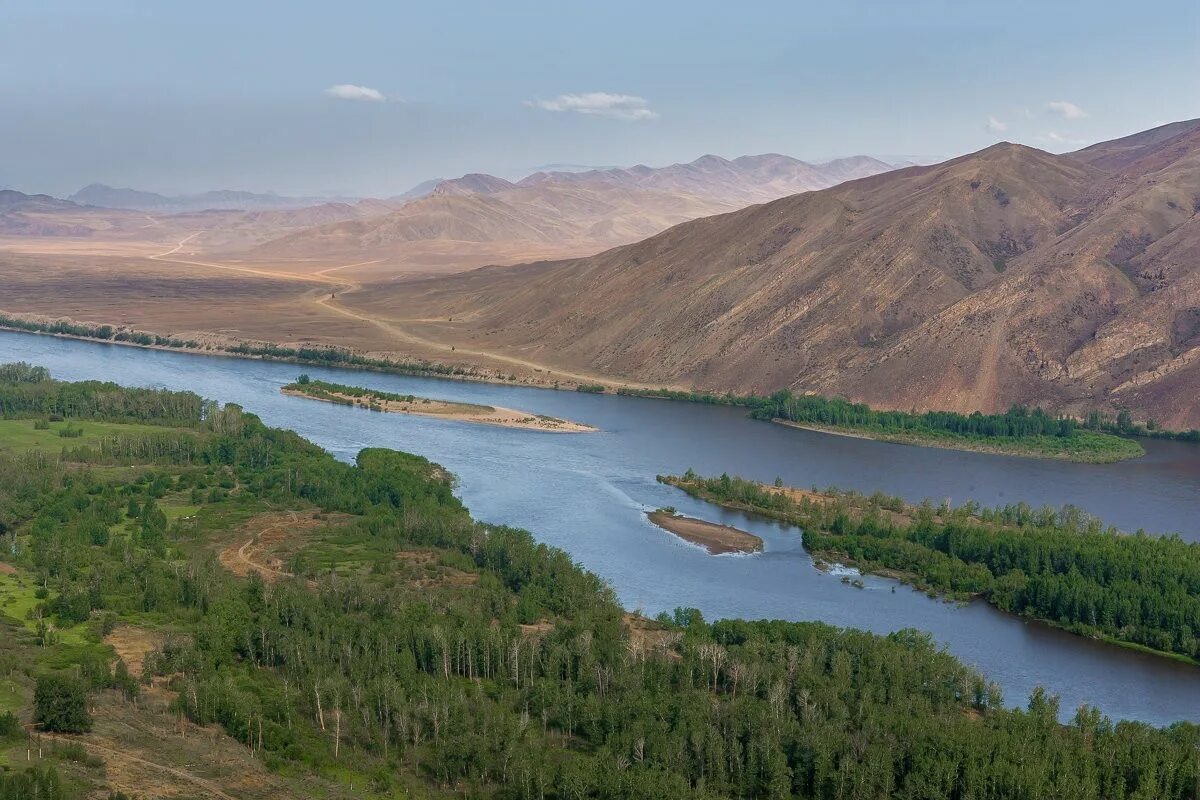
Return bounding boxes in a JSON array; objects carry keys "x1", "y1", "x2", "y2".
[
  {"x1": 104, "y1": 625, "x2": 160, "y2": 678},
  {"x1": 624, "y1": 613, "x2": 682, "y2": 661},
  {"x1": 43, "y1": 692, "x2": 362, "y2": 799},
  {"x1": 217, "y1": 510, "x2": 345, "y2": 583},
  {"x1": 646, "y1": 511, "x2": 763, "y2": 555}
]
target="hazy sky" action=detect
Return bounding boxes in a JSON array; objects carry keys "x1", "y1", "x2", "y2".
[{"x1": 2, "y1": 0, "x2": 1197, "y2": 197}]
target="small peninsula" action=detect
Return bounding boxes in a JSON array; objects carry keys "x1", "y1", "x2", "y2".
[{"x1": 283, "y1": 377, "x2": 596, "y2": 433}]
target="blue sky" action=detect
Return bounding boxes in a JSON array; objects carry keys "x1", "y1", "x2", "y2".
[{"x1": 2, "y1": 0, "x2": 1196, "y2": 196}]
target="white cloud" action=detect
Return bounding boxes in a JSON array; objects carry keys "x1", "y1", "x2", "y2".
[
  {"x1": 1045, "y1": 100, "x2": 1088, "y2": 120},
  {"x1": 528, "y1": 92, "x2": 658, "y2": 121},
  {"x1": 985, "y1": 115, "x2": 1007, "y2": 133},
  {"x1": 325, "y1": 84, "x2": 387, "y2": 102}
]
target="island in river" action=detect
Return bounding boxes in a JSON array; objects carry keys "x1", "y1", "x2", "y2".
[
  {"x1": 282, "y1": 377, "x2": 596, "y2": 432},
  {"x1": 660, "y1": 471, "x2": 1200, "y2": 666},
  {"x1": 646, "y1": 509, "x2": 763, "y2": 554}
]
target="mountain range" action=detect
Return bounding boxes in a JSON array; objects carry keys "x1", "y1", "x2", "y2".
[
  {"x1": 244, "y1": 154, "x2": 898, "y2": 265},
  {"x1": 67, "y1": 184, "x2": 360, "y2": 213},
  {"x1": 355, "y1": 120, "x2": 1200, "y2": 428},
  {"x1": 517, "y1": 153, "x2": 896, "y2": 204}
]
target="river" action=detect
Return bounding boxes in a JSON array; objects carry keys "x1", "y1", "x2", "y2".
[{"x1": 2, "y1": 330, "x2": 1198, "y2": 726}]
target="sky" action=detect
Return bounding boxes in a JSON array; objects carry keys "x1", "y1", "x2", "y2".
[{"x1": 2, "y1": 0, "x2": 1197, "y2": 198}]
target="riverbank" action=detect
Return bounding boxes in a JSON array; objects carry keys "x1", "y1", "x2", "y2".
[
  {"x1": 660, "y1": 472, "x2": 1200, "y2": 666},
  {"x1": 646, "y1": 510, "x2": 763, "y2": 554},
  {"x1": 0, "y1": 311, "x2": 574, "y2": 391},
  {"x1": 282, "y1": 379, "x2": 597, "y2": 433},
  {"x1": 774, "y1": 419, "x2": 1146, "y2": 462},
  {"x1": 3, "y1": 312, "x2": 1182, "y2": 463}
]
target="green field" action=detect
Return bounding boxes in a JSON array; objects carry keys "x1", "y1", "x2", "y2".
[{"x1": 0, "y1": 418, "x2": 181, "y2": 454}]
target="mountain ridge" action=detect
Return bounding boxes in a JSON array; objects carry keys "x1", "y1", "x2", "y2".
[{"x1": 349, "y1": 120, "x2": 1200, "y2": 428}]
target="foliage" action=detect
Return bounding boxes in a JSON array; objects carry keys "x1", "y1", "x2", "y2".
[
  {"x1": 750, "y1": 392, "x2": 1145, "y2": 461},
  {"x1": 666, "y1": 472, "x2": 1200, "y2": 661},
  {"x1": 620, "y1": 385, "x2": 1200, "y2": 454},
  {"x1": 283, "y1": 377, "x2": 494, "y2": 413},
  {"x1": 0, "y1": 766, "x2": 66, "y2": 800},
  {"x1": 2, "y1": 367, "x2": 1199, "y2": 798},
  {"x1": 33, "y1": 674, "x2": 92, "y2": 733}
]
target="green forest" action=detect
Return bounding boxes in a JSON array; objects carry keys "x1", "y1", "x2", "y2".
[
  {"x1": 663, "y1": 471, "x2": 1200, "y2": 663},
  {"x1": 747, "y1": 392, "x2": 1147, "y2": 461},
  {"x1": 618, "y1": 387, "x2": 1200, "y2": 461},
  {"x1": 2, "y1": 364, "x2": 1199, "y2": 798}
]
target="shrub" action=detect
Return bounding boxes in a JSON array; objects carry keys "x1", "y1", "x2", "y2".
[
  {"x1": 33, "y1": 674, "x2": 92, "y2": 733},
  {"x1": 0, "y1": 710, "x2": 21, "y2": 739}
]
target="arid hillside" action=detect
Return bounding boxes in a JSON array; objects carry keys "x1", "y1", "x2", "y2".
[
  {"x1": 243, "y1": 181, "x2": 742, "y2": 266},
  {"x1": 518, "y1": 153, "x2": 896, "y2": 204},
  {"x1": 241, "y1": 154, "x2": 896, "y2": 268},
  {"x1": 350, "y1": 120, "x2": 1200, "y2": 428}
]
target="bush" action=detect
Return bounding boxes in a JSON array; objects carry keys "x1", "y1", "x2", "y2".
[
  {"x1": 33, "y1": 674, "x2": 92, "y2": 733},
  {"x1": 0, "y1": 710, "x2": 21, "y2": 739},
  {"x1": 57, "y1": 423, "x2": 84, "y2": 439}
]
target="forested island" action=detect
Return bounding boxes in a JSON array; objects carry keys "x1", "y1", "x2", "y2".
[
  {"x1": 620, "y1": 388, "x2": 1157, "y2": 462},
  {"x1": 283, "y1": 376, "x2": 596, "y2": 432},
  {"x1": 662, "y1": 471, "x2": 1200, "y2": 664},
  {"x1": 1, "y1": 363, "x2": 1199, "y2": 798}
]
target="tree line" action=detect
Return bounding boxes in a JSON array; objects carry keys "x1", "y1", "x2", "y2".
[
  {"x1": 3, "y1": 365, "x2": 1200, "y2": 798},
  {"x1": 665, "y1": 472, "x2": 1200, "y2": 662}
]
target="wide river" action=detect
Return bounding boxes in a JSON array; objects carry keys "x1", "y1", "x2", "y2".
[{"x1": 3, "y1": 331, "x2": 1199, "y2": 726}]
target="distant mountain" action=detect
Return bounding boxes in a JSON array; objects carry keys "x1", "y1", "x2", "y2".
[
  {"x1": 523, "y1": 163, "x2": 621, "y2": 175},
  {"x1": 368, "y1": 119, "x2": 1200, "y2": 429},
  {"x1": 432, "y1": 174, "x2": 518, "y2": 196},
  {"x1": 248, "y1": 182, "x2": 740, "y2": 265},
  {"x1": 253, "y1": 152, "x2": 897, "y2": 267},
  {"x1": 517, "y1": 153, "x2": 897, "y2": 205},
  {"x1": 68, "y1": 184, "x2": 359, "y2": 213},
  {"x1": 391, "y1": 178, "x2": 445, "y2": 202},
  {"x1": 0, "y1": 189, "x2": 78, "y2": 211},
  {"x1": 69, "y1": 184, "x2": 170, "y2": 210},
  {"x1": 0, "y1": 189, "x2": 109, "y2": 236}
]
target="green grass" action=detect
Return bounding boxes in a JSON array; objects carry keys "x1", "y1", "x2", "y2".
[
  {"x1": 160, "y1": 501, "x2": 202, "y2": 522},
  {"x1": 0, "y1": 570, "x2": 42, "y2": 625},
  {"x1": 0, "y1": 569, "x2": 90, "y2": 646},
  {"x1": 0, "y1": 418, "x2": 181, "y2": 454},
  {"x1": 284, "y1": 379, "x2": 496, "y2": 416},
  {"x1": 778, "y1": 420, "x2": 1146, "y2": 463}
]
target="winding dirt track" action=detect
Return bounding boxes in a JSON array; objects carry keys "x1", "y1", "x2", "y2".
[
  {"x1": 149, "y1": 232, "x2": 334, "y2": 283},
  {"x1": 148, "y1": 233, "x2": 621, "y2": 384},
  {"x1": 218, "y1": 511, "x2": 298, "y2": 582}
]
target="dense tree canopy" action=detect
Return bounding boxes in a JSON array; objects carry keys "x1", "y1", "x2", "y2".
[
  {"x1": 666, "y1": 472, "x2": 1200, "y2": 662},
  {"x1": 2, "y1": 366, "x2": 1199, "y2": 798}
]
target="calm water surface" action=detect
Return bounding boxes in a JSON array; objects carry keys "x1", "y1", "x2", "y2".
[{"x1": 2, "y1": 331, "x2": 1199, "y2": 726}]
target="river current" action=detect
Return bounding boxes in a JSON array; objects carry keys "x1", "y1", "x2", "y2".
[{"x1": 2, "y1": 331, "x2": 1198, "y2": 726}]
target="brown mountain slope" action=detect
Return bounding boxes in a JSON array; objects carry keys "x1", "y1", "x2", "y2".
[
  {"x1": 248, "y1": 152, "x2": 896, "y2": 269},
  {"x1": 350, "y1": 120, "x2": 1200, "y2": 428},
  {"x1": 246, "y1": 182, "x2": 741, "y2": 265}
]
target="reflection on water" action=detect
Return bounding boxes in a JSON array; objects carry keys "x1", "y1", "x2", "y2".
[{"x1": 1, "y1": 330, "x2": 1198, "y2": 726}]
